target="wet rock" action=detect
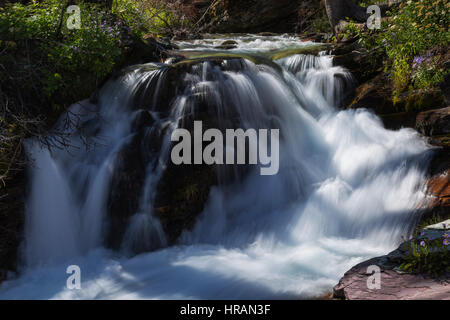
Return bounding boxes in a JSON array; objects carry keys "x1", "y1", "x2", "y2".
[
  {"x1": 153, "y1": 102, "x2": 221, "y2": 245},
  {"x1": 423, "y1": 146, "x2": 450, "y2": 222},
  {"x1": 416, "y1": 107, "x2": 450, "y2": 137},
  {"x1": 378, "y1": 112, "x2": 418, "y2": 131},
  {"x1": 348, "y1": 73, "x2": 395, "y2": 114},
  {"x1": 417, "y1": 107, "x2": 450, "y2": 223},
  {"x1": 215, "y1": 40, "x2": 238, "y2": 50},
  {"x1": 333, "y1": 47, "x2": 383, "y2": 84},
  {"x1": 300, "y1": 33, "x2": 331, "y2": 43},
  {"x1": 106, "y1": 58, "x2": 252, "y2": 249},
  {"x1": 154, "y1": 162, "x2": 217, "y2": 245},
  {"x1": 106, "y1": 133, "x2": 150, "y2": 250},
  {"x1": 269, "y1": 43, "x2": 332, "y2": 60},
  {"x1": 346, "y1": 72, "x2": 445, "y2": 129},
  {"x1": 346, "y1": 72, "x2": 417, "y2": 130},
  {"x1": 131, "y1": 109, "x2": 155, "y2": 131}
]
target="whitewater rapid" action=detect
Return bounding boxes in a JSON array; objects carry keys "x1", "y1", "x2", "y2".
[{"x1": 0, "y1": 35, "x2": 432, "y2": 299}]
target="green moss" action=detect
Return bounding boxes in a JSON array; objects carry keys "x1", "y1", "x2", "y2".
[
  {"x1": 269, "y1": 44, "x2": 332, "y2": 60},
  {"x1": 403, "y1": 90, "x2": 444, "y2": 113}
]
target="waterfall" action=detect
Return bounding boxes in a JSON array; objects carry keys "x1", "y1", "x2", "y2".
[{"x1": 0, "y1": 37, "x2": 432, "y2": 299}]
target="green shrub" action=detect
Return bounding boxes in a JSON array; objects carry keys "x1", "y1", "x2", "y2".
[
  {"x1": 0, "y1": 0, "x2": 123, "y2": 106},
  {"x1": 399, "y1": 230, "x2": 450, "y2": 276},
  {"x1": 379, "y1": 0, "x2": 449, "y2": 94},
  {"x1": 113, "y1": 0, "x2": 197, "y2": 38},
  {"x1": 0, "y1": 0, "x2": 126, "y2": 187},
  {"x1": 346, "y1": 0, "x2": 449, "y2": 99}
]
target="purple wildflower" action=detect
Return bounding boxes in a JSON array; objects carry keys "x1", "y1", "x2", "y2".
[
  {"x1": 444, "y1": 239, "x2": 449, "y2": 246},
  {"x1": 420, "y1": 231, "x2": 425, "y2": 236},
  {"x1": 413, "y1": 56, "x2": 425, "y2": 68},
  {"x1": 444, "y1": 233, "x2": 449, "y2": 238},
  {"x1": 413, "y1": 54, "x2": 433, "y2": 69},
  {"x1": 409, "y1": 235, "x2": 413, "y2": 240},
  {"x1": 420, "y1": 240, "x2": 426, "y2": 247}
]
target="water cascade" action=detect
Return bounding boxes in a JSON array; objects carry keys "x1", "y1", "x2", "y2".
[{"x1": 0, "y1": 36, "x2": 432, "y2": 299}]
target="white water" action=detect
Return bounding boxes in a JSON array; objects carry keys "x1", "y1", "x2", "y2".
[
  {"x1": 175, "y1": 34, "x2": 315, "y2": 53},
  {"x1": 0, "y1": 36, "x2": 432, "y2": 299}
]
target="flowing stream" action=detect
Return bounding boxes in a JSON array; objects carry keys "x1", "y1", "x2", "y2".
[{"x1": 0, "y1": 35, "x2": 432, "y2": 299}]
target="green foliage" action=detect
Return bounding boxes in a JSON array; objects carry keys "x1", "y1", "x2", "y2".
[
  {"x1": 0, "y1": 0, "x2": 123, "y2": 104},
  {"x1": 342, "y1": 19, "x2": 379, "y2": 49},
  {"x1": 380, "y1": 0, "x2": 449, "y2": 95},
  {"x1": 399, "y1": 231, "x2": 450, "y2": 276},
  {"x1": 113, "y1": 0, "x2": 196, "y2": 37},
  {"x1": 113, "y1": 0, "x2": 149, "y2": 37},
  {"x1": 347, "y1": 0, "x2": 449, "y2": 98},
  {"x1": 0, "y1": 0, "x2": 127, "y2": 187},
  {"x1": 411, "y1": 57, "x2": 447, "y2": 90},
  {"x1": 310, "y1": 9, "x2": 332, "y2": 34}
]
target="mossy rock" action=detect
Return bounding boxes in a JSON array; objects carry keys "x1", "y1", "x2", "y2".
[
  {"x1": 396, "y1": 89, "x2": 445, "y2": 113},
  {"x1": 215, "y1": 40, "x2": 238, "y2": 50}
]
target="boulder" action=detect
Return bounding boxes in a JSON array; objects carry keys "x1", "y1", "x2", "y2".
[
  {"x1": 105, "y1": 58, "x2": 253, "y2": 250},
  {"x1": 333, "y1": 47, "x2": 384, "y2": 84},
  {"x1": 348, "y1": 73, "x2": 395, "y2": 114},
  {"x1": 423, "y1": 146, "x2": 450, "y2": 223},
  {"x1": 416, "y1": 107, "x2": 450, "y2": 137},
  {"x1": 417, "y1": 107, "x2": 450, "y2": 223},
  {"x1": 215, "y1": 40, "x2": 238, "y2": 50},
  {"x1": 106, "y1": 132, "x2": 149, "y2": 250},
  {"x1": 333, "y1": 253, "x2": 450, "y2": 300},
  {"x1": 197, "y1": 0, "x2": 304, "y2": 33},
  {"x1": 345, "y1": 72, "x2": 445, "y2": 129}
]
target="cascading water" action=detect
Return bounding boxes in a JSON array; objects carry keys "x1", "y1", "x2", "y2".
[{"x1": 0, "y1": 36, "x2": 433, "y2": 299}]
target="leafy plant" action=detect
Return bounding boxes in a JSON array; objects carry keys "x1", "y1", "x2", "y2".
[
  {"x1": 0, "y1": 0, "x2": 123, "y2": 103},
  {"x1": 345, "y1": 0, "x2": 449, "y2": 99},
  {"x1": 0, "y1": 0, "x2": 127, "y2": 191},
  {"x1": 113, "y1": 0, "x2": 197, "y2": 38},
  {"x1": 378, "y1": 0, "x2": 449, "y2": 94},
  {"x1": 399, "y1": 229, "x2": 450, "y2": 276}
]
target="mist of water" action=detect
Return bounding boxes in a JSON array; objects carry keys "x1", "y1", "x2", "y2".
[{"x1": 0, "y1": 37, "x2": 432, "y2": 299}]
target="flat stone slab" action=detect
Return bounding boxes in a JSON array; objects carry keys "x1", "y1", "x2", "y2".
[{"x1": 333, "y1": 257, "x2": 450, "y2": 300}]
